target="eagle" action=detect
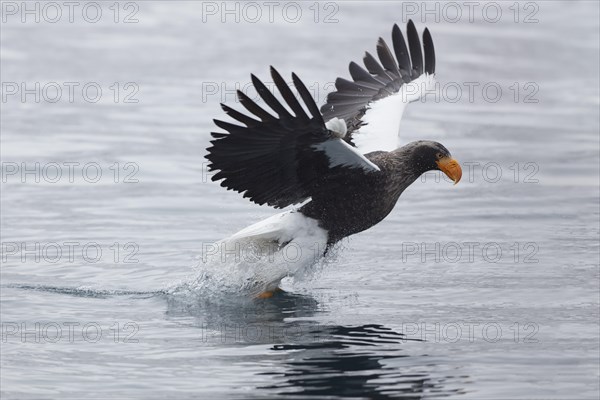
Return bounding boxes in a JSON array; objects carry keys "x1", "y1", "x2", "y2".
[{"x1": 206, "y1": 21, "x2": 462, "y2": 298}]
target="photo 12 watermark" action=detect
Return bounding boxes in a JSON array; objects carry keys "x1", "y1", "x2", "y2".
[
  {"x1": 400, "y1": 321, "x2": 540, "y2": 343},
  {"x1": 200, "y1": 240, "x2": 326, "y2": 264},
  {"x1": 195, "y1": 320, "x2": 539, "y2": 344},
  {"x1": 200, "y1": 1, "x2": 340, "y2": 24},
  {"x1": 399, "y1": 241, "x2": 539, "y2": 264},
  {"x1": 1, "y1": 82, "x2": 139, "y2": 104},
  {"x1": 201, "y1": 80, "x2": 540, "y2": 106},
  {"x1": 1, "y1": 162, "x2": 140, "y2": 184},
  {"x1": 1, "y1": 321, "x2": 139, "y2": 343},
  {"x1": 197, "y1": 240, "x2": 539, "y2": 265},
  {"x1": 200, "y1": 161, "x2": 540, "y2": 185},
  {"x1": 400, "y1": 1, "x2": 540, "y2": 24},
  {"x1": 421, "y1": 161, "x2": 540, "y2": 185},
  {"x1": 1, "y1": 241, "x2": 140, "y2": 264},
  {"x1": 1, "y1": 1, "x2": 140, "y2": 24}
]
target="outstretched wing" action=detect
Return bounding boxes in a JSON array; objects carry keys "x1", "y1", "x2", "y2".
[
  {"x1": 321, "y1": 20, "x2": 436, "y2": 154},
  {"x1": 206, "y1": 67, "x2": 380, "y2": 209}
]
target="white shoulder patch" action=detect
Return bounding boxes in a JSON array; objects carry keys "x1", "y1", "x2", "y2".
[
  {"x1": 325, "y1": 117, "x2": 347, "y2": 138},
  {"x1": 312, "y1": 138, "x2": 380, "y2": 172}
]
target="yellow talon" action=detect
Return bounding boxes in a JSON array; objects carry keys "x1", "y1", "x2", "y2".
[
  {"x1": 255, "y1": 287, "x2": 284, "y2": 299},
  {"x1": 256, "y1": 291, "x2": 275, "y2": 299}
]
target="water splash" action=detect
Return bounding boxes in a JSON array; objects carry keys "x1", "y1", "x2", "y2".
[
  {"x1": 168, "y1": 240, "x2": 348, "y2": 300},
  {"x1": 1, "y1": 283, "x2": 164, "y2": 299}
]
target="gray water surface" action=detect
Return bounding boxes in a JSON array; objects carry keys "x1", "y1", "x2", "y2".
[{"x1": 1, "y1": 1, "x2": 599, "y2": 399}]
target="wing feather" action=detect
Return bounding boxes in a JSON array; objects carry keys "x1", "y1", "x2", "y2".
[
  {"x1": 207, "y1": 69, "x2": 379, "y2": 209},
  {"x1": 237, "y1": 90, "x2": 276, "y2": 122},
  {"x1": 363, "y1": 51, "x2": 395, "y2": 83},
  {"x1": 292, "y1": 73, "x2": 323, "y2": 122},
  {"x1": 270, "y1": 66, "x2": 309, "y2": 121},
  {"x1": 220, "y1": 104, "x2": 259, "y2": 126},
  {"x1": 407, "y1": 20, "x2": 423, "y2": 78},
  {"x1": 392, "y1": 23, "x2": 411, "y2": 74},
  {"x1": 423, "y1": 28, "x2": 436, "y2": 74},
  {"x1": 321, "y1": 20, "x2": 436, "y2": 154},
  {"x1": 251, "y1": 73, "x2": 293, "y2": 119},
  {"x1": 376, "y1": 38, "x2": 400, "y2": 77},
  {"x1": 349, "y1": 62, "x2": 387, "y2": 86}
]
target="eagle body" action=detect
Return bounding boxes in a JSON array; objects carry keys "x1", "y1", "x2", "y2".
[
  {"x1": 299, "y1": 148, "x2": 422, "y2": 245},
  {"x1": 205, "y1": 21, "x2": 462, "y2": 296}
]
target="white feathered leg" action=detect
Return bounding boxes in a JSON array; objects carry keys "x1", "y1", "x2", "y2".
[{"x1": 219, "y1": 211, "x2": 328, "y2": 297}]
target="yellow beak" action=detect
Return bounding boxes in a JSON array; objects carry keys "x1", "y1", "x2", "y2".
[{"x1": 436, "y1": 157, "x2": 462, "y2": 185}]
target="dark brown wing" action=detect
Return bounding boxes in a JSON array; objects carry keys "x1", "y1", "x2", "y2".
[{"x1": 206, "y1": 67, "x2": 380, "y2": 209}]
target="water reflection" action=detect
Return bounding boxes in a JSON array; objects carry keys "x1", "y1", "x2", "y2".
[
  {"x1": 166, "y1": 291, "x2": 467, "y2": 398},
  {"x1": 165, "y1": 291, "x2": 321, "y2": 335},
  {"x1": 260, "y1": 324, "x2": 467, "y2": 399},
  {"x1": 6, "y1": 286, "x2": 467, "y2": 398}
]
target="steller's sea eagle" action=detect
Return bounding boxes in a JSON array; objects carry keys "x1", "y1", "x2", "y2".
[{"x1": 206, "y1": 20, "x2": 462, "y2": 298}]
